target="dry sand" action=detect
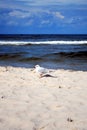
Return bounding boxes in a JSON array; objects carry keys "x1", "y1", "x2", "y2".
[{"x1": 0, "y1": 66, "x2": 87, "y2": 130}]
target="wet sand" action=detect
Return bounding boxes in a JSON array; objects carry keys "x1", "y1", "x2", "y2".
[{"x1": 0, "y1": 66, "x2": 87, "y2": 130}]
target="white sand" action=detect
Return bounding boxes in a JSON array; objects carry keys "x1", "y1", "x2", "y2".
[{"x1": 0, "y1": 66, "x2": 87, "y2": 130}]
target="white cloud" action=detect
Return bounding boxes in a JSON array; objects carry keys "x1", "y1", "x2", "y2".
[
  {"x1": 16, "y1": 0, "x2": 87, "y2": 5},
  {"x1": 1, "y1": 0, "x2": 86, "y2": 28},
  {"x1": 36, "y1": 10, "x2": 65, "y2": 20},
  {"x1": 0, "y1": 0, "x2": 87, "y2": 17},
  {"x1": 9, "y1": 10, "x2": 31, "y2": 18},
  {"x1": 0, "y1": 0, "x2": 87, "y2": 11},
  {"x1": 53, "y1": 12, "x2": 64, "y2": 19},
  {"x1": 41, "y1": 20, "x2": 50, "y2": 25}
]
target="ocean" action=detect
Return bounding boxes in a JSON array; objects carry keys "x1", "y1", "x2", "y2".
[{"x1": 0, "y1": 34, "x2": 87, "y2": 71}]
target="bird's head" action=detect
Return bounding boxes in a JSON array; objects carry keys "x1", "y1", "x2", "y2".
[{"x1": 35, "y1": 65, "x2": 40, "y2": 68}]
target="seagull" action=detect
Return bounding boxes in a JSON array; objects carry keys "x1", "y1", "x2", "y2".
[{"x1": 34, "y1": 65, "x2": 49, "y2": 77}]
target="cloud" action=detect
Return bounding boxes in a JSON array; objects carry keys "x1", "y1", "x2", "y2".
[
  {"x1": 41, "y1": 20, "x2": 50, "y2": 24},
  {"x1": 15, "y1": 0, "x2": 87, "y2": 5},
  {"x1": 6, "y1": 18, "x2": 33, "y2": 26},
  {"x1": 40, "y1": 20, "x2": 52, "y2": 27},
  {"x1": 53, "y1": 12, "x2": 64, "y2": 19},
  {"x1": 9, "y1": 10, "x2": 31, "y2": 18},
  {"x1": 0, "y1": 0, "x2": 87, "y2": 16},
  {"x1": 0, "y1": 7, "x2": 65, "y2": 27},
  {"x1": 0, "y1": 0, "x2": 86, "y2": 28},
  {"x1": 0, "y1": 0, "x2": 87, "y2": 12}
]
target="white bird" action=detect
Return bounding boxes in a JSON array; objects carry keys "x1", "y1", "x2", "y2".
[{"x1": 34, "y1": 65, "x2": 49, "y2": 77}]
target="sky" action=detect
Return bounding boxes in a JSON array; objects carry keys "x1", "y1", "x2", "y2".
[{"x1": 0, "y1": 0, "x2": 87, "y2": 34}]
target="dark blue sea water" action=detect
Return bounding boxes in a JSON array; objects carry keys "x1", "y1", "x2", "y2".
[{"x1": 0, "y1": 34, "x2": 87, "y2": 71}]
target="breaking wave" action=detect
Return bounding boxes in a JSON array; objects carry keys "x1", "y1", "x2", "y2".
[{"x1": 0, "y1": 40, "x2": 87, "y2": 45}]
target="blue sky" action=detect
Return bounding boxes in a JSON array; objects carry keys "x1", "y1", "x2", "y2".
[{"x1": 0, "y1": 0, "x2": 87, "y2": 34}]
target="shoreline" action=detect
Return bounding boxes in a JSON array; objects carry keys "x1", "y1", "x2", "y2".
[
  {"x1": 0, "y1": 61, "x2": 87, "y2": 72},
  {"x1": 0, "y1": 66, "x2": 87, "y2": 130}
]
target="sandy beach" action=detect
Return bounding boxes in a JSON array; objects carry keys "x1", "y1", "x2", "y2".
[{"x1": 0, "y1": 66, "x2": 87, "y2": 130}]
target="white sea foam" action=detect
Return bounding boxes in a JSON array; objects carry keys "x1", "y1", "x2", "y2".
[{"x1": 0, "y1": 40, "x2": 87, "y2": 45}]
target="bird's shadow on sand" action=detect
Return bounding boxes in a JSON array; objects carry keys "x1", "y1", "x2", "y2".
[{"x1": 42, "y1": 74, "x2": 57, "y2": 78}]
